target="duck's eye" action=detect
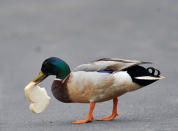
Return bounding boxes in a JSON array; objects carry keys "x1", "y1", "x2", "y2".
[{"x1": 147, "y1": 67, "x2": 155, "y2": 75}]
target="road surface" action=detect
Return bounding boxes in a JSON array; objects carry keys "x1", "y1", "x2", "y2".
[{"x1": 0, "y1": 0, "x2": 178, "y2": 131}]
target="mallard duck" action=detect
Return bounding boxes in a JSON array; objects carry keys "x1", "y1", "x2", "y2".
[{"x1": 25, "y1": 57, "x2": 165, "y2": 124}]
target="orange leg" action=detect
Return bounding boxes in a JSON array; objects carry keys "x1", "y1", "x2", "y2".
[
  {"x1": 72, "y1": 102, "x2": 96, "y2": 124},
  {"x1": 97, "y1": 98, "x2": 118, "y2": 121}
]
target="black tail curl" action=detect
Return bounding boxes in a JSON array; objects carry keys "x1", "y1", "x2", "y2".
[
  {"x1": 146, "y1": 67, "x2": 160, "y2": 77},
  {"x1": 123, "y1": 65, "x2": 161, "y2": 86}
]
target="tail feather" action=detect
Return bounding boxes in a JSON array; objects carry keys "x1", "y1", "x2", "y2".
[
  {"x1": 125, "y1": 65, "x2": 165, "y2": 86},
  {"x1": 135, "y1": 76, "x2": 165, "y2": 80}
]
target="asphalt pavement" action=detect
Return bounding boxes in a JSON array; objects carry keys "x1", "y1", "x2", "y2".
[{"x1": 0, "y1": 0, "x2": 178, "y2": 131}]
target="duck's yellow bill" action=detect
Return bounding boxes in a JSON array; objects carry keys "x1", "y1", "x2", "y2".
[{"x1": 33, "y1": 71, "x2": 47, "y2": 84}]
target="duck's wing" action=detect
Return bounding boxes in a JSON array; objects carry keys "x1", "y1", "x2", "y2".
[{"x1": 74, "y1": 58, "x2": 152, "y2": 72}]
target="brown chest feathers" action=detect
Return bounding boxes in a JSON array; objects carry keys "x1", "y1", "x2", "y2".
[{"x1": 51, "y1": 78, "x2": 72, "y2": 103}]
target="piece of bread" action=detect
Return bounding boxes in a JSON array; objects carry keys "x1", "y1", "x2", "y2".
[{"x1": 24, "y1": 83, "x2": 50, "y2": 113}]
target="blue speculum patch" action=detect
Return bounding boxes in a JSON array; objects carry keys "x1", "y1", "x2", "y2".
[{"x1": 98, "y1": 70, "x2": 113, "y2": 74}]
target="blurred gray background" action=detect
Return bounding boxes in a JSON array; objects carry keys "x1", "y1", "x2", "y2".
[{"x1": 0, "y1": 0, "x2": 178, "y2": 131}]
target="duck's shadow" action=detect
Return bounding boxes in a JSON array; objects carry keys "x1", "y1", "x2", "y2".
[{"x1": 25, "y1": 116, "x2": 149, "y2": 128}]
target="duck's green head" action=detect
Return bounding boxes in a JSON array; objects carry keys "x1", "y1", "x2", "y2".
[{"x1": 32, "y1": 57, "x2": 71, "y2": 85}]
